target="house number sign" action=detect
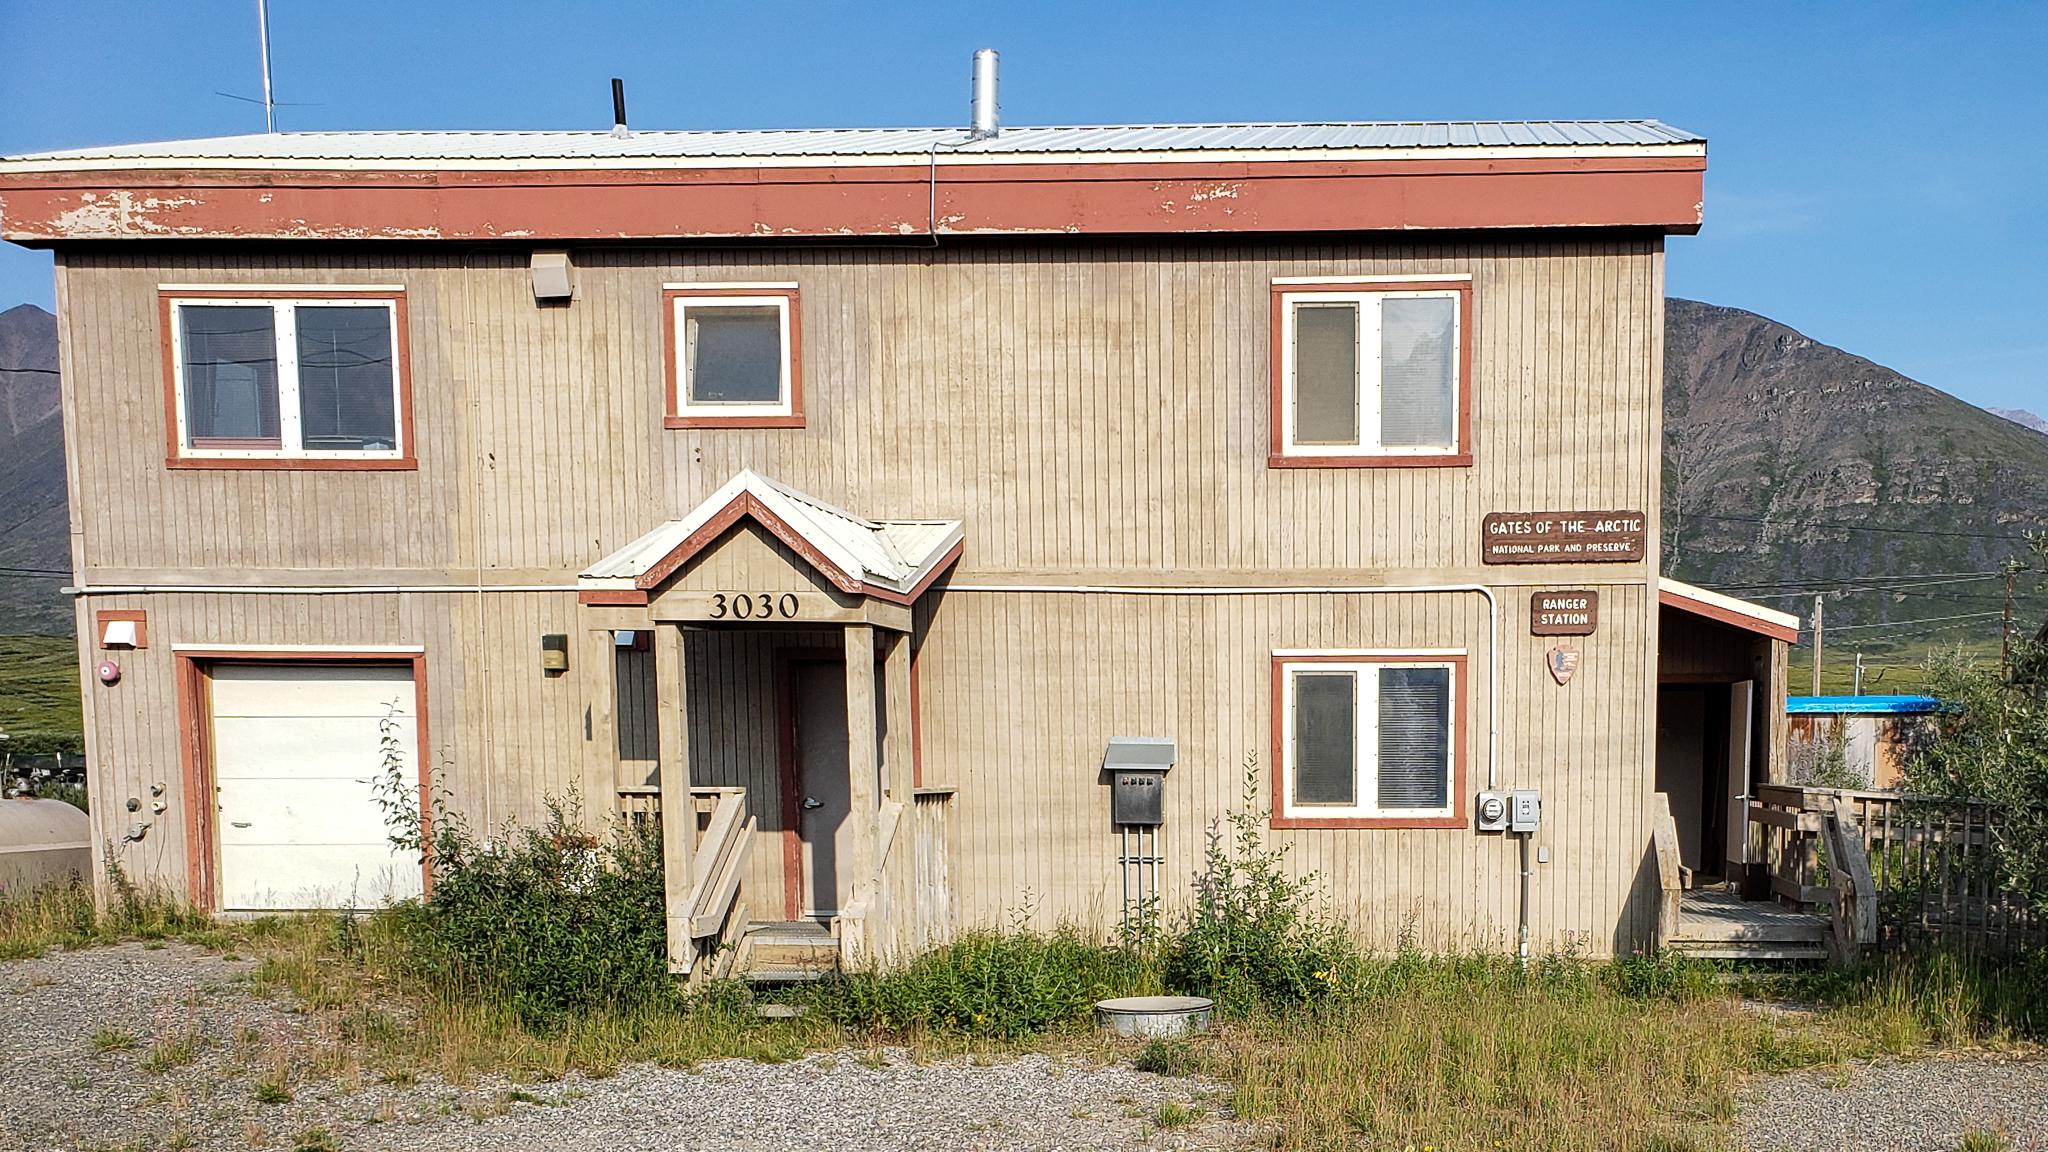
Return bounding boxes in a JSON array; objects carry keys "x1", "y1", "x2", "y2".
[
  {"x1": 1530, "y1": 590, "x2": 1599, "y2": 636},
  {"x1": 707, "y1": 592, "x2": 802, "y2": 620},
  {"x1": 1481, "y1": 511, "x2": 1646, "y2": 564}
]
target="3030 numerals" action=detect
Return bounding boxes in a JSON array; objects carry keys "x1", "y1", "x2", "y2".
[{"x1": 708, "y1": 592, "x2": 801, "y2": 620}]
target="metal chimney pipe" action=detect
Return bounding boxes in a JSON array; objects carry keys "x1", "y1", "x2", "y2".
[
  {"x1": 969, "y1": 49, "x2": 999, "y2": 139},
  {"x1": 611, "y1": 78, "x2": 629, "y2": 138}
]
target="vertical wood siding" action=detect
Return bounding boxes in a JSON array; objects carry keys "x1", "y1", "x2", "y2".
[{"x1": 60, "y1": 236, "x2": 1666, "y2": 949}]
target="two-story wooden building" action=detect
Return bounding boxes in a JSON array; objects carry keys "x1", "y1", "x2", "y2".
[{"x1": 4, "y1": 104, "x2": 1794, "y2": 971}]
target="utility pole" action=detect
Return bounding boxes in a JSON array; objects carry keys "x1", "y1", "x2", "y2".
[
  {"x1": 2002, "y1": 556, "x2": 2028, "y2": 678},
  {"x1": 1810, "y1": 594, "x2": 1824, "y2": 698}
]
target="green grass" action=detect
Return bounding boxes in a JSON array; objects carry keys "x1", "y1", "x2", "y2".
[
  {"x1": 1789, "y1": 638, "x2": 2004, "y2": 698},
  {"x1": 0, "y1": 633, "x2": 82, "y2": 751}
]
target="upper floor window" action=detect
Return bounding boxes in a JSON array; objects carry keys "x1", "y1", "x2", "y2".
[
  {"x1": 1269, "y1": 277, "x2": 1472, "y2": 468},
  {"x1": 1272, "y1": 652, "x2": 1466, "y2": 828},
  {"x1": 664, "y1": 284, "x2": 803, "y2": 429},
  {"x1": 162, "y1": 288, "x2": 412, "y2": 469}
]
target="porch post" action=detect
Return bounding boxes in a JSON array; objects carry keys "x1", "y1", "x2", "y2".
[
  {"x1": 654, "y1": 622, "x2": 695, "y2": 971},
  {"x1": 843, "y1": 624, "x2": 881, "y2": 960},
  {"x1": 579, "y1": 625, "x2": 617, "y2": 825},
  {"x1": 883, "y1": 633, "x2": 914, "y2": 802}
]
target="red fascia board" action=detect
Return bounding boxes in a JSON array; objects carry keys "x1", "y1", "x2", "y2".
[
  {"x1": 1659, "y1": 588, "x2": 1799, "y2": 645},
  {"x1": 0, "y1": 155, "x2": 1706, "y2": 242}
]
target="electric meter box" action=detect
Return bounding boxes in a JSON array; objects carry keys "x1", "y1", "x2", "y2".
[
  {"x1": 1475, "y1": 790, "x2": 1510, "y2": 832},
  {"x1": 1104, "y1": 737, "x2": 1175, "y2": 827},
  {"x1": 1509, "y1": 789, "x2": 1542, "y2": 833}
]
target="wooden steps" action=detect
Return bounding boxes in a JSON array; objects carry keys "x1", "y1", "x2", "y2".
[
  {"x1": 740, "y1": 920, "x2": 839, "y2": 984},
  {"x1": 1666, "y1": 889, "x2": 1830, "y2": 962}
]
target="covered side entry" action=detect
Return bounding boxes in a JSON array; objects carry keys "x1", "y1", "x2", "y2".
[{"x1": 1654, "y1": 579, "x2": 1797, "y2": 894}]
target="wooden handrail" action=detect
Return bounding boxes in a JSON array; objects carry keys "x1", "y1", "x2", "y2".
[
  {"x1": 674, "y1": 787, "x2": 752, "y2": 977},
  {"x1": 1822, "y1": 796, "x2": 1878, "y2": 964},
  {"x1": 1650, "y1": 792, "x2": 1683, "y2": 947}
]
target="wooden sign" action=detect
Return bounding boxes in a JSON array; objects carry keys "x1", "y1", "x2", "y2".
[
  {"x1": 1530, "y1": 590, "x2": 1599, "y2": 636},
  {"x1": 1482, "y1": 511, "x2": 1647, "y2": 564}
]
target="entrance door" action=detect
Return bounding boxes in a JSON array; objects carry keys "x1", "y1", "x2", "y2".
[
  {"x1": 1654, "y1": 683, "x2": 1733, "y2": 882},
  {"x1": 791, "y1": 661, "x2": 853, "y2": 919},
  {"x1": 208, "y1": 662, "x2": 423, "y2": 911}
]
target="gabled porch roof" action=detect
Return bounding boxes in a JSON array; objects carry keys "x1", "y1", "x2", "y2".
[{"x1": 579, "y1": 470, "x2": 962, "y2": 606}]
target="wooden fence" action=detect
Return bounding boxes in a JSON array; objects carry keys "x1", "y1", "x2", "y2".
[{"x1": 1750, "y1": 784, "x2": 2044, "y2": 953}]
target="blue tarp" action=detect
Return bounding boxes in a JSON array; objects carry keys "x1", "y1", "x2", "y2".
[{"x1": 1786, "y1": 695, "x2": 1941, "y2": 716}]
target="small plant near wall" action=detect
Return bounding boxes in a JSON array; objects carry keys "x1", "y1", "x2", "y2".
[{"x1": 1163, "y1": 753, "x2": 1361, "y2": 1015}]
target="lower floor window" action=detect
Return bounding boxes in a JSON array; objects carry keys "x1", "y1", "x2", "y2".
[{"x1": 1280, "y1": 656, "x2": 1456, "y2": 821}]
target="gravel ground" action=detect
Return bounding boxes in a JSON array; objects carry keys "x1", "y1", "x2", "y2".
[
  {"x1": 0, "y1": 943, "x2": 1246, "y2": 1151},
  {"x1": 1738, "y1": 1052, "x2": 2048, "y2": 1151}
]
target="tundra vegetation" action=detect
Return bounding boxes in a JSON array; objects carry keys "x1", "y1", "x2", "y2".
[{"x1": 4, "y1": 759, "x2": 2045, "y2": 1151}]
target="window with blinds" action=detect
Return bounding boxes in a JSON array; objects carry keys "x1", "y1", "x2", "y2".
[
  {"x1": 1280, "y1": 657, "x2": 1457, "y2": 822},
  {"x1": 170, "y1": 295, "x2": 403, "y2": 461},
  {"x1": 1276, "y1": 284, "x2": 1463, "y2": 461}
]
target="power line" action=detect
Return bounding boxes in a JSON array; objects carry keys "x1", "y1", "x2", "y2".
[
  {"x1": 1798, "y1": 609, "x2": 2006, "y2": 637},
  {"x1": 1685, "y1": 512, "x2": 2039, "y2": 544},
  {"x1": 1705, "y1": 568, "x2": 2008, "y2": 591}
]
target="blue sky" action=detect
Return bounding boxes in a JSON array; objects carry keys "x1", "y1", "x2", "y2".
[{"x1": 1, "y1": 1, "x2": 2042, "y2": 412}]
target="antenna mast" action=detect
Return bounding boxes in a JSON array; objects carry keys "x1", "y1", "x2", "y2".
[{"x1": 257, "y1": 0, "x2": 276, "y2": 132}]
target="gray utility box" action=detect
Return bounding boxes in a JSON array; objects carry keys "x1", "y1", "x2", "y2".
[{"x1": 1105, "y1": 737, "x2": 1175, "y2": 826}]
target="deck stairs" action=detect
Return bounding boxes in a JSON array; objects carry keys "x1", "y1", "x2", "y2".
[
  {"x1": 1663, "y1": 889, "x2": 1829, "y2": 961},
  {"x1": 737, "y1": 920, "x2": 841, "y2": 983}
]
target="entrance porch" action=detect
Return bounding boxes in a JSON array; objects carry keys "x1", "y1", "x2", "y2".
[{"x1": 575, "y1": 471, "x2": 962, "y2": 980}]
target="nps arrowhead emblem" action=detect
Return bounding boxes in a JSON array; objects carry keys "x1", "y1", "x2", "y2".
[{"x1": 1546, "y1": 644, "x2": 1580, "y2": 686}]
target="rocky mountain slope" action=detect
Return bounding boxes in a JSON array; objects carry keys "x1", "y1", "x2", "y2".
[
  {"x1": 0, "y1": 304, "x2": 69, "y2": 635},
  {"x1": 1663, "y1": 299, "x2": 2048, "y2": 644}
]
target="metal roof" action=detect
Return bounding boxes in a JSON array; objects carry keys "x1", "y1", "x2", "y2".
[
  {"x1": 581, "y1": 470, "x2": 961, "y2": 598},
  {"x1": 1658, "y1": 578, "x2": 1802, "y2": 642},
  {"x1": 1787, "y1": 696, "x2": 1943, "y2": 716},
  {"x1": 0, "y1": 121, "x2": 1704, "y2": 169}
]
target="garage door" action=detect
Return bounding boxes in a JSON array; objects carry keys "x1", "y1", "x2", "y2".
[{"x1": 208, "y1": 662, "x2": 425, "y2": 911}]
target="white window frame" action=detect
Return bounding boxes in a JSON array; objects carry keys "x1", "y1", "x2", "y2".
[
  {"x1": 672, "y1": 293, "x2": 795, "y2": 420},
  {"x1": 1277, "y1": 287, "x2": 1462, "y2": 458},
  {"x1": 1278, "y1": 654, "x2": 1460, "y2": 821},
  {"x1": 168, "y1": 295, "x2": 404, "y2": 461}
]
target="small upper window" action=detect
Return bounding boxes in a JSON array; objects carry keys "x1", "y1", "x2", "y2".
[
  {"x1": 1275, "y1": 655, "x2": 1462, "y2": 826},
  {"x1": 665, "y1": 286, "x2": 802, "y2": 428},
  {"x1": 1271, "y1": 280, "x2": 1469, "y2": 466},
  {"x1": 165, "y1": 291, "x2": 409, "y2": 466}
]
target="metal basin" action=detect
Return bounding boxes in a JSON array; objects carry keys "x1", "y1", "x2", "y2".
[{"x1": 1095, "y1": 995, "x2": 1213, "y2": 1037}]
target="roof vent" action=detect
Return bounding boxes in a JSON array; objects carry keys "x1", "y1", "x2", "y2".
[
  {"x1": 610, "y1": 78, "x2": 630, "y2": 139},
  {"x1": 969, "y1": 49, "x2": 999, "y2": 140}
]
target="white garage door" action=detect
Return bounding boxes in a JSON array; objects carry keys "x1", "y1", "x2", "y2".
[{"x1": 209, "y1": 662, "x2": 425, "y2": 911}]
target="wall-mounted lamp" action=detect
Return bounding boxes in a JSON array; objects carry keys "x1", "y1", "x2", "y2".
[{"x1": 540, "y1": 633, "x2": 570, "y2": 673}]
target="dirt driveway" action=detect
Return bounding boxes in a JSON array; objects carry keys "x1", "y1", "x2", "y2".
[{"x1": 0, "y1": 943, "x2": 1243, "y2": 1151}]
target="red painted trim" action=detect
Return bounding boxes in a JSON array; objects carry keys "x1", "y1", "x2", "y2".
[
  {"x1": 578, "y1": 589, "x2": 651, "y2": 607},
  {"x1": 662, "y1": 286, "x2": 804, "y2": 429},
  {"x1": 0, "y1": 157, "x2": 1707, "y2": 242},
  {"x1": 1266, "y1": 280, "x2": 1475, "y2": 470},
  {"x1": 1267, "y1": 652, "x2": 1470, "y2": 831},
  {"x1": 174, "y1": 648, "x2": 433, "y2": 910},
  {"x1": 633, "y1": 491, "x2": 866, "y2": 596},
  {"x1": 157, "y1": 288, "x2": 418, "y2": 471},
  {"x1": 1658, "y1": 588, "x2": 1799, "y2": 645},
  {"x1": 94, "y1": 609, "x2": 147, "y2": 649}
]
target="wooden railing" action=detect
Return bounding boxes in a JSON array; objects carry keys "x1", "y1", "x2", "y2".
[
  {"x1": 835, "y1": 788, "x2": 956, "y2": 968},
  {"x1": 1750, "y1": 784, "x2": 2038, "y2": 954},
  {"x1": 665, "y1": 787, "x2": 755, "y2": 983},
  {"x1": 1649, "y1": 792, "x2": 1684, "y2": 948}
]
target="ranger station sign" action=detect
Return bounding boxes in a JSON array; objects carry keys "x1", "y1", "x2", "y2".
[
  {"x1": 1481, "y1": 511, "x2": 1647, "y2": 564},
  {"x1": 1530, "y1": 590, "x2": 1600, "y2": 635}
]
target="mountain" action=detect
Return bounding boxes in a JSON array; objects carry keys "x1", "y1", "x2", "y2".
[
  {"x1": 1991, "y1": 408, "x2": 2048, "y2": 436},
  {"x1": 0, "y1": 304, "x2": 70, "y2": 635},
  {"x1": 1663, "y1": 299, "x2": 2048, "y2": 646}
]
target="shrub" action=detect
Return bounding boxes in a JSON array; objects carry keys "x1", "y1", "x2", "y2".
[
  {"x1": 371, "y1": 744, "x2": 674, "y2": 1028},
  {"x1": 804, "y1": 926, "x2": 1149, "y2": 1038},
  {"x1": 1162, "y1": 755, "x2": 1359, "y2": 1015}
]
